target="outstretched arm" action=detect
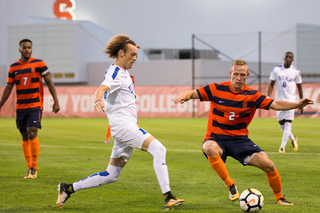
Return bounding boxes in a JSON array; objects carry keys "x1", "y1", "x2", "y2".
[
  {"x1": 269, "y1": 98, "x2": 313, "y2": 112},
  {"x1": 94, "y1": 85, "x2": 109, "y2": 112},
  {"x1": 174, "y1": 90, "x2": 199, "y2": 104}
]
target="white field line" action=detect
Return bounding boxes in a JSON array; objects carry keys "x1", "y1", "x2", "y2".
[{"x1": 1, "y1": 143, "x2": 320, "y2": 155}]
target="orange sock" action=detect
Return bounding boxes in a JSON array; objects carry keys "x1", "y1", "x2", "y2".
[
  {"x1": 105, "y1": 124, "x2": 111, "y2": 141},
  {"x1": 266, "y1": 168, "x2": 283, "y2": 201},
  {"x1": 22, "y1": 140, "x2": 32, "y2": 169},
  {"x1": 30, "y1": 137, "x2": 40, "y2": 170},
  {"x1": 208, "y1": 154, "x2": 235, "y2": 187}
]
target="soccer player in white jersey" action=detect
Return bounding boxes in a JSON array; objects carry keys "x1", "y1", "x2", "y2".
[
  {"x1": 56, "y1": 34, "x2": 184, "y2": 210},
  {"x1": 267, "y1": 52, "x2": 303, "y2": 153}
]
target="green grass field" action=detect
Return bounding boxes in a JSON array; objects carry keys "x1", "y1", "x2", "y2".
[{"x1": 0, "y1": 117, "x2": 319, "y2": 212}]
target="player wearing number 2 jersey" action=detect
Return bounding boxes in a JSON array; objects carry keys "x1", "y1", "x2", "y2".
[
  {"x1": 0, "y1": 39, "x2": 60, "y2": 179},
  {"x1": 174, "y1": 59, "x2": 313, "y2": 207},
  {"x1": 56, "y1": 34, "x2": 184, "y2": 210},
  {"x1": 267, "y1": 52, "x2": 303, "y2": 153}
]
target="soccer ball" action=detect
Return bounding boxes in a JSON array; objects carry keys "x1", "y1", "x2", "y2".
[{"x1": 239, "y1": 188, "x2": 264, "y2": 212}]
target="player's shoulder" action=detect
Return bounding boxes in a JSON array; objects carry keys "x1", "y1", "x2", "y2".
[
  {"x1": 30, "y1": 57, "x2": 43, "y2": 62},
  {"x1": 241, "y1": 84, "x2": 259, "y2": 96},
  {"x1": 244, "y1": 84, "x2": 258, "y2": 92},
  {"x1": 272, "y1": 64, "x2": 282, "y2": 70},
  {"x1": 9, "y1": 60, "x2": 21, "y2": 68},
  {"x1": 105, "y1": 64, "x2": 125, "y2": 80},
  {"x1": 211, "y1": 81, "x2": 228, "y2": 88},
  {"x1": 105, "y1": 64, "x2": 118, "y2": 73}
]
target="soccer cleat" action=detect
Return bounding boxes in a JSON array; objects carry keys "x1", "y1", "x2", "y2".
[
  {"x1": 228, "y1": 184, "x2": 239, "y2": 201},
  {"x1": 24, "y1": 169, "x2": 31, "y2": 179},
  {"x1": 29, "y1": 168, "x2": 37, "y2": 179},
  {"x1": 105, "y1": 139, "x2": 111, "y2": 144},
  {"x1": 276, "y1": 197, "x2": 294, "y2": 205},
  {"x1": 279, "y1": 148, "x2": 285, "y2": 153},
  {"x1": 56, "y1": 183, "x2": 73, "y2": 209},
  {"x1": 292, "y1": 137, "x2": 298, "y2": 151},
  {"x1": 164, "y1": 197, "x2": 185, "y2": 210}
]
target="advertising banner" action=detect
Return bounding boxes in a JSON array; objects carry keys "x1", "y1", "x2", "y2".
[{"x1": 1, "y1": 83, "x2": 319, "y2": 118}]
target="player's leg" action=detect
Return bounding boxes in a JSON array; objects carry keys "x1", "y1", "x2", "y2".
[
  {"x1": 17, "y1": 112, "x2": 32, "y2": 178},
  {"x1": 285, "y1": 110, "x2": 298, "y2": 151},
  {"x1": 282, "y1": 120, "x2": 298, "y2": 151},
  {"x1": 202, "y1": 140, "x2": 238, "y2": 201},
  {"x1": 26, "y1": 110, "x2": 42, "y2": 179},
  {"x1": 21, "y1": 132, "x2": 32, "y2": 178},
  {"x1": 74, "y1": 158, "x2": 125, "y2": 190},
  {"x1": 56, "y1": 157, "x2": 126, "y2": 209},
  {"x1": 142, "y1": 135, "x2": 184, "y2": 210},
  {"x1": 248, "y1": 152, "x2": 293, "y2": 205},
  {"x1": 278, "y1": 123, "x2": 296, "y2": 145},
  {"x1": 56, "y1": 133, "x2": 134, "y2": 209}
]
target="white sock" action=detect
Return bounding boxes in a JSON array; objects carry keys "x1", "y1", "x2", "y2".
[
  {"x1": 72, "y1": 164, "x2": 123, "y2": 191},
  {"x1": 280, "y1": 122, "x2": 292, "y2": 149},
  {"x1": 279, "y1": 124, "x2": 295, "y2": 141},
  {"x1": 279, "y1": 124, "x2": 284, "y2": 132},
  {"x1": 147, "y1": 139, "x2": 170, "y2": 194},
  {"x1": 279, "y1": 124, "x2": 296, "y2": 141}
]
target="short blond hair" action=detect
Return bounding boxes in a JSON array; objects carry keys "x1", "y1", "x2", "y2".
[
  {"x1": 104, "y1": 34, "x2": 137, "y2": 59},
  {"x1": 231, "y1": 59, "x2": 248, "y2": 72}
]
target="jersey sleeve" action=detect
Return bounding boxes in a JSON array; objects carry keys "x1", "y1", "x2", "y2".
[
  {"x1": 196, "y1": 84, "x2": 216, "y2": 102},
  {"x1": 295, "y1": 70, "x2": 303, "y2": 84},
  {"x1": 101, "y1": 66, "x2": 121, "y2": 94},
  {"x1": 269, "y1": 67, "x2": 276, "y2": 81},
  {"x1": 7, "y1": 67, "x2": 15, "y2": 84},
  {"x1": 255, "y1": 92, "x2": 274, "y2": 110}
]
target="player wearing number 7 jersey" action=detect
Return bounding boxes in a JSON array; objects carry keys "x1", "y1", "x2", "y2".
[
  {"x1": 174, "y1": 59, "x2": 313, "y2": 206},
  {"x1": 0, "y1": 39, "x2": 60, "y2": 179}
]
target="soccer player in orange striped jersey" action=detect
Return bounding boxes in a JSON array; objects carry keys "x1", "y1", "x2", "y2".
[
  {"x1": 174, "y1": 59, "x2": 313, "y2": 206},
  {"x1": 105, "y1": 74, "x2": 136, "y2": 144},
  {"x1": 0, "y1": 39, "x2": 60, "y2": 179}
]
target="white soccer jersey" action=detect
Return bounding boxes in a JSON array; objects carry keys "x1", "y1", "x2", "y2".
[
  {"x1": 269, "y1": 64, "x2": 302, "y2": 102},
  {"x1": 101, "y1": 64, "x2": 137, "y2": 128}
]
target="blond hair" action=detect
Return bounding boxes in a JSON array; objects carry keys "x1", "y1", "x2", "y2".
[{"x1": 231, "y1": 59, "x2": 248, "y2": 72}]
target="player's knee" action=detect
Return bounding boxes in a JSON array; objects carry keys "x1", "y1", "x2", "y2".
[
  {"x1": 148, "y1": 140, "x2": 166, "y2": 159},
  {"x1": 263, "y1": 161, "x2": 275, "y2": 173},
  {"x1": 27, "y1": 130, "x2": 38, "y2": 140},
  {"x1": 157, "y1": 143, "x2": 166, "y2": 158},
  {"x1": 203, "y1": 141, "x2": 220, "y2": 156}
]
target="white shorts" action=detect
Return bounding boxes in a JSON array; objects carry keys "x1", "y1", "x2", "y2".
[
  {"x1": 276, "y1": 109, "x2": 295, "y2": 121},
  {"x1": 110, "y1": 123, "x2": 151, "y2": 162}
]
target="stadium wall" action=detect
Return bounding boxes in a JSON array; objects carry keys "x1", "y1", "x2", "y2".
[{"x1": 1, "y1": 83, "x2": 319, "y2": 118}]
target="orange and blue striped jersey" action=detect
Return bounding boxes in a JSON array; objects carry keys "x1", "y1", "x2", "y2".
[
  {"x1": 7, "y1": 57, "x2": 50, "y2": 112},
  {"x1": 196, "y1": 81, "x2": 273, "y2": 141}
]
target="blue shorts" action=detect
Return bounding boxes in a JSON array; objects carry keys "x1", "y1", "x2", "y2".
[
  {"x1": 16, "y1": 110, "x2": 42, "y2": 133},
  {"x1": 202, "y1": 137, "x2": 263, "y2": 166}
]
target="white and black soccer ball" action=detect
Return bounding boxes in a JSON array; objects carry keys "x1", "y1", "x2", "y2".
[{"x1": 239, "y1": 188, "x2": 264, "y2": 212}]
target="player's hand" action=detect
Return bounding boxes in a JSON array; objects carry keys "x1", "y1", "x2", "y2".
[
  {"x1": 94, "y1": 100, "x2": 105, "y2": 112},
  {"x1": 298, "y1": 98, "x2": 313, "y2": 114},
  {"x1": 174, "y1": 95, "x2": 188, "y2": 104},
  {"x1": 52, "y1": 101, "x2": 60, "y2": 113}
]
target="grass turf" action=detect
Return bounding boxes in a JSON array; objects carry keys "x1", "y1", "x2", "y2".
[{"x1": 0, "y1": 117, "x2": 319, "y2": 212}]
